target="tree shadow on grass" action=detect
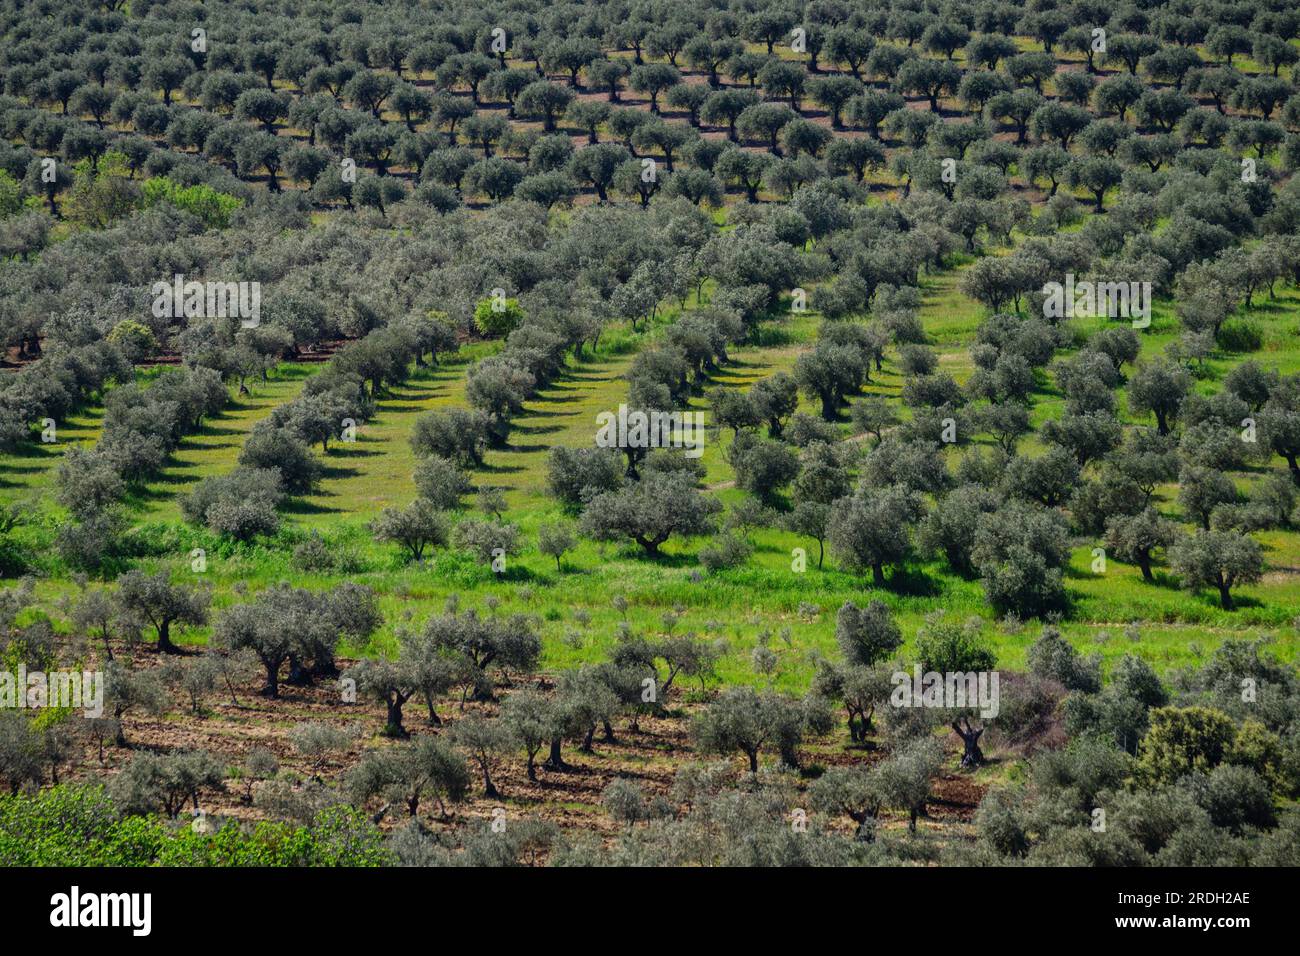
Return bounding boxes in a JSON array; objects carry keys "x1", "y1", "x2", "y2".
[
  {"x1": 123, "y1": 484, "x2": 176, "y2": 506},
  {"x1": 190, "y1": 423, "x2": 245, "y2": 437},
  {"x1": 477, "y1": 461, "x2": 525, "y2": 475},
  {"x1": 523, "y1": 408, "x2": 584, "y2": 425},
  {"x1": 510, "y1": 421, "x2": 565, "y2": 436},
  {"x1": 504, "y1": 443, "x2": 552, "y2": 454},
  {"x1": 1062, "y1": 564, "x2": 1097, "y2": 581},
  {"x1": 716, "y1": 356, "x2": 768, "y2": 371},
  {"x1": 1241, "y1": 299, "x2": 1292, "y2": 316},
  {"x1": 325, "y1": 444, "x2": 384, "y2": 459},
  {"x1": 410, "y1": 368, "x2": 464, "y2": 387},
  {"x1": 529, "y1": 385, "x2": 585, "y2": 405},
  {"x1": 0, "y1": 461, "x2": 48, "y2": 477},
  {"x1": 1194, "y1": 591, "x2": 1264, "y2": 613},
  {"x1": 381, "y1": 379, "x2": 445, "y2": 397},
  {"x1": 171, "y1": 438, "x2": 239, "y2": 456},
  {"x1": 376, "y1": 387, "x2": 443, "y2": 409},
  {"x1": 318, "y1": 463, "x2": 362, "y2": 481},
  {"x1": 1086, "y1": 566, "x2": 1181, "y2": 592},
  {"x1": 147, "y1": 468, "x2": 205, "y2": 491},
  {"x1": 376, "y1": 403, "x2": 437, "y2": 414},
  {"x1": 694, "y1": 371, "x2": 751, "y2": 392},
  {"x1": 281, "y1": 497, "x2": 344, "y2": 516},
  {"x1": 606, "y1": 549, "x2": 700, "y2": 568},
  {"x1": 495, "y1": 566, "x2": 542, "y2": 583},
  {"x1": 1146, "y1": 569, "x2": 1181, "y2": 590},
  {"x1": 882, "y1": 567, "x2": 941, "y2": 597},
  {"x1": 3, "y1": 436, "x2": 55, "y2": 458},
  {"x1": 218, "y1": 397, "x2": 274, "y2": 415},
  {"x1": 559, "y1": 369, "x2": 616, "y2": 383}
]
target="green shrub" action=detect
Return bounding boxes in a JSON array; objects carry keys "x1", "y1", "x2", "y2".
[
  {"x1": 699, "y1": 533, "x2": 754, "y2": 572},
  {"x1": 0, "y1": 785, "x2": 392, "y2": 866},
  {"x1": 473, "y1": 296, "x2": 525, "y2": 337},
  {"x1": 107, "y1": 319, "x2": 158, "y2": 362},
  {"x1": 141, "y1": 177, "x2": 243, "y2": 229}
]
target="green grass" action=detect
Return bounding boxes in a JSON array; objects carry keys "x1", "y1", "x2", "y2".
[
  {"x1": 7, "y1": 256, "x2": 1300, "y2": 694},
  {"x1": 135, "y1": 365, "x2": 315, "y2": 522},
  {"x1": 0, "y1": 405, "x2": 102, "y2": 499}
]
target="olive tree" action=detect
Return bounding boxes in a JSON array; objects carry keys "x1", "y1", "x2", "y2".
[
  {"x1": 1170, "y1": 530, "x2": 1264, "y2": 610},
  {"x1": 500, "y1": 688, "x2": 560, "y2": 782},
  {"x1": 835, "y1": 600, "x2": 903, "y2": 668},
  {"x1": 347, "y1": 736, "x2": 469, "y2": 819},
  {"x1": 1105, "y1": 508, "x2": 1180, "y2": 582},
  {"x1": 971, "y1": 502, "x2": 1070, "y2": 618},
  {"x1": 217, "y1": 584, "x2": 380, "y2": 698},
  {"x1": 368, "y1": 499, "x2": 449, "y2": 562},
  {"x1": 1129, "y1": 360, "x2": 1193, "y2": 436},
  {"x1": 410, "y1": 408, "x2": 491, "y2": 467},
  {"x1": 115, "y1": 571, "x2": 210, "y2": 655},
  {"x1": 872, "y1": 737, "x2": 944, "y2": 832},
  {"x1": 580, "y1": 472, "x2": 721, "y2": 557},
  {"x1": 449, "y1": 715, "x2": 512, "y2": 798},
  {"x1": 827, "y1": 485, "x2": 919, "y2": 586},
  {"x1": 693, "y1": 687, "x2": 818, "y2": 773},
  {"x1": 1259, "y1": 374, "x2": 1300, "y2": 485},
  {"x1": 110, "y1": 750, "x2": 225, "y2": 818}
]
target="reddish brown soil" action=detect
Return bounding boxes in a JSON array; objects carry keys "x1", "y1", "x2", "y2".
[{"x1": 66, "y1": 637, "x2": 988, "y2": 843}]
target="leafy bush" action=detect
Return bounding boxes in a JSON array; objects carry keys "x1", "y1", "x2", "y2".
[
  {"x1": 473, "y1": 296, "x2": 525, "y2": 338},
  {"x1": 0, "y1": 786, "x2": 391, "y2": 866},
  {"x1": 182, "y1": 467, "x2": 283, "y2": 541},
  {"x1": 698, "y1": 533, "x2": 753, "y2": 572},
  {"x1": 141, "y1": 177, "x2": 242, "y2": 228}
]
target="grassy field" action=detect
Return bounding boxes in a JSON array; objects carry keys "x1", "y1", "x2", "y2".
[{"x1": 7, "y1": 261, "x2": 1299, "y2": 699}]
